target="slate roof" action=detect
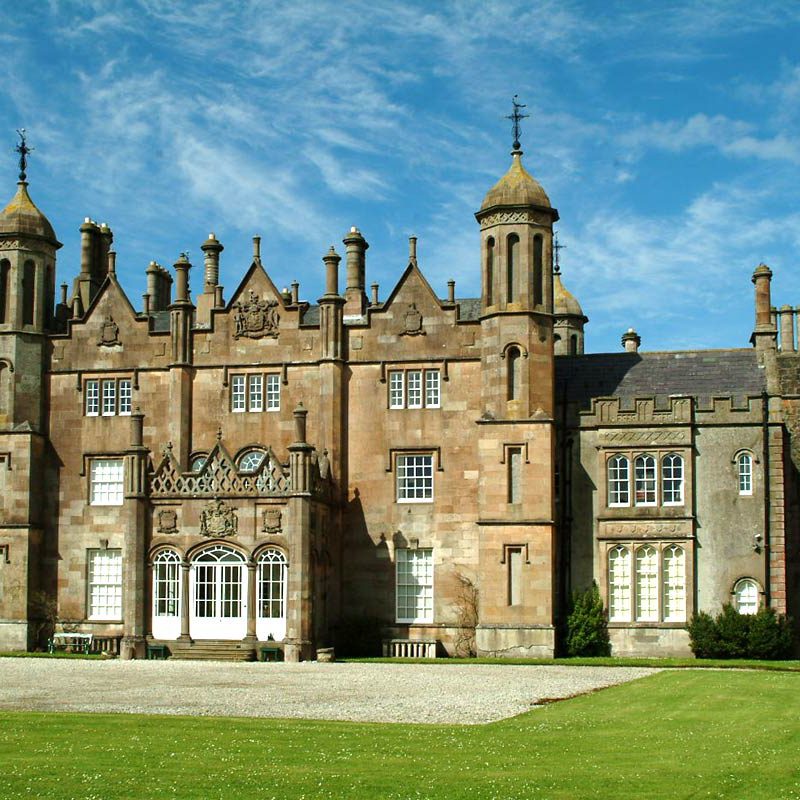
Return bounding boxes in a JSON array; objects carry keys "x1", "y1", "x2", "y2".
[{"x1": 556, "y1": 349, "x2": 765, "y2": 408}]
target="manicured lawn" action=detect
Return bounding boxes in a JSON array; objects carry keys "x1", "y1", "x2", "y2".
[{"x1": 1, "y1": 670, "x2": 798, "y2": 799}]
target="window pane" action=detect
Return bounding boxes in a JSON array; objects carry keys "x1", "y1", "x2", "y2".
[
  {"x1": 738, "y1": 454, "x2": 753, "y2": 495},
  {"x1": 634, "y1": 455, "x2": 657, "y2": 506},
  {"x1": 397, "y1": 454, "x2": 433, "y2": 502},
  {"x1": 266, "y1": 374, "x2": 280, "y2": 411},
  {"x1": 153, "y1": 551, "x2": 181, "y2": 617},
  {"x1": 101, "y1": 379, "x2": 116, "y2": 416},
  {"x1": 662, "y1": 545, "x2": 686, "y2": 622},
  {"x1": 248, "y1": 374, "x2": 263, "y2": 412},
  {"x1": 231, "y1": 375, "x2": 246, "y2": 412},
  {"x1": 635, "y1": 545, "x2": 658, "y2": 621},
  {"x1": 90, "y1": 459, "x2": 124, "y2": 505},
  {"x1": 258, "y1": 549, "x2": 287, "y2": 619},
  {"x1": 389, "y1": 371, "x2": 404, "y2": 408},
  {"x1": 735, "y1": 579, "x2": 759, "y2": 614},
  {"x1": 118, "y1": 379, "x2": 132, "y2": 415},
  {"x1": 608, "y1": 546, "x2": 631, "y2": 621},
  {"x1": 407, "y1": 371, "x2": 422, "y2": 408},
  {"x1": 425, "y1": 370, "x2": 440, "y2": 408},
  {"x1": 396, "y1": 548, "x2": 433, "y2": 622},
  {"x1": 662, "y1": 453, "x2": 684, "y2": 505},
  {"x1": 85, "y1": 380, "x2": 99, "y2": 416},
  {"x1": 88, "y1": 549, "x2": 122, "y2": 619},
  {"x1": 608, "y1": 455, "x2": 630, "y2": 506}
]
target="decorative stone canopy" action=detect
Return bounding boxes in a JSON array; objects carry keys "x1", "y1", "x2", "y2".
[
  {"x1": 554, "y1": 272, "x2": 586, "y2": 319},
  {"x1": 479, "y1": 151, "x2": 551, "y2": 211},
  {"x1": 0, "y1": 181, "x2": 59, "y2": 244}
]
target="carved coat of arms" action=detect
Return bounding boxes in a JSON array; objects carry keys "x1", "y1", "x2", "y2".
[
  {"x1": 157, "y1": 508, "x2": 178, "y2": 534},
  {"x1": 233, "y1": 290, "x2": 280, "y2": 339},
  {"x1": 98, "y1": 314, "x2": 121, "y2": 347},
  {"x1": 400, "y1": 303, "x2": 425, "y2": 336},
  {"x1": 200, "y1": 499, "x2": 238, "y2": 537},
  {"x1": 262, "y1": 508, "x2": 282, "y2": 534}
]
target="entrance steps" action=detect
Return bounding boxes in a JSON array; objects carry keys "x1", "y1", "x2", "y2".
[{"x1": 157, "y1": 639, "x2": 257, "y2": 661}]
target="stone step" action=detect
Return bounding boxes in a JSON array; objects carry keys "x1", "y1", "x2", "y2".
[{"x1": 152, "y1": 639, "x2": 257, "y2": 662}]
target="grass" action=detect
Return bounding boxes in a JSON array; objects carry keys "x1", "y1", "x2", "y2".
[{"x1": 1, "y1": 670, "x2": 799, "y2": 798}]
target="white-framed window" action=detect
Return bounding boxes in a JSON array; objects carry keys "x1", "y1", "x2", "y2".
[
  {"x1": 733, "y1": 578, "x2": 760, "y2": 615},
  {"x1": 396, "y1": 453, "x2": 434, "y2": 502},
  {"x1": 153, "y1": 549, "x2": 181, "y2": 618},
  {"x1": 634, "y1": 454, "x2": 657, "y2": 506},
  {"x1": 231, "y1": 375, "x2": 246, "y2": 412},
  {"x1": 90, "y1": 459, "x2": 124, "y2": 506},
  {"x1": 388, "y1": 369, "x2": 441, "y2": 409},
  {"x1": 118, "y1": 379, "x2": 132, "y2": 415},
  {"x1": 88, "y1": 549, "x2": 123, "y2": 620},
  {"x1": 396, "y1": 547, "x2": 433, "y2": 623},
  {"x1": 608, "y1": 454, "x2": 630, "y2": 506},
  {"x1": 661, "y1": 453, "x2": 684, "y2": 505},
  {"x1": 248, "y1": 374, "x2": 263, "y2": 412},
  {"x1": 738, "y1": 452, "x2": 753, "y2": 496},
  {"x1": 266, "y1": 374, "x2": 280, "y2": 411},
  {"x1": 85, "y1": 379, "x2": 100, "y2": 416},
  {"x1": 608, "y1": 542, "x2": 687, "y2": 624},
  {"x1": 238, "y1": 449, "x2": 266, "y2": 473},
  {"x1": 257, "y1": 548, "x2": 287, "y2": 620},
  {"x1": 101, "y1": 379, "x2": 116, "y2": 416},
  {"x1": 190, "y1": 453, "x2": 208, "y2": 472}
]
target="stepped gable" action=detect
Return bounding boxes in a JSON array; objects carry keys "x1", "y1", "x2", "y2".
[{"x1": 556, "y1": 349, "x2": 765, "y2": 408}]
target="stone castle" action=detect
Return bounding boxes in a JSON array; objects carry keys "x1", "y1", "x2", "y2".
[{"x1": 0, "y1": 134, "x2": 796, "y2": 660}]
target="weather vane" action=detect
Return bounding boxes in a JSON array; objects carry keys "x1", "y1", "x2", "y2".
[
  {"x1": 553, "y1": 233, "x2": 566, "y2": 275},
  {"x1": 505, "y1": 95, "x2": 529, "y2": 152},
  {"x1": 15, "y1": 129, "x2": 33, "y2": 182}
]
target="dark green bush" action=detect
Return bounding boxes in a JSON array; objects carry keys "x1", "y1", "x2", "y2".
[
  {"x1": 687, "y1": 604, "x2": 794, "y2": 660},
  {"x1": 566, "y1": 582, "x2": 611, "y2": 657}
]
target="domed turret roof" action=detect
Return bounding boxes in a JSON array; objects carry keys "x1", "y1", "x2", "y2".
[
  {"x1": 0, "y1": 181, "x2": 58, "y2": 243},
  {"x1": 480, "y1": 151, "x2": 551, "y2": 211},
  {"x1": 554, "y1": 271, "x2": 585, "y2": 318}
]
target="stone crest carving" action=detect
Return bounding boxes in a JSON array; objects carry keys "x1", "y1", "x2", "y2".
[
  {"x1": 232, "y1": 290, "x2": 280, "y2": 340},
  {"x1": 98, "y1": 315, "x2": 121, "y2": 347},
  {"x1": 157, "y1": 508, "x2": 178, "y2": 534},
  {"x1": 400, "y1": 303, "x2": 425, "y2": 336},
  {"x1": 262, "y1": 508, "x2": 282, "y2": 534},
  {"x1": 200, "y1": 499, "x2": 238, "y2": 537}
]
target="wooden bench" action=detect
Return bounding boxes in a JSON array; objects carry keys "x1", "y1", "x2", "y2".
[
  {"x1": 48, "y1": 632, "x2": 93, "y2": 654},
  {"x1": 383, "y1": 638, "x2": 437, "y2": 658}
]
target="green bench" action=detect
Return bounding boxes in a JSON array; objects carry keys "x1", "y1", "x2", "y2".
[
  {"x1": 259, "y1": 645, "x2": 284, "y2": 662},
  {"x1": 146, "y1": 644, "x2": 169, "y2": 660}
]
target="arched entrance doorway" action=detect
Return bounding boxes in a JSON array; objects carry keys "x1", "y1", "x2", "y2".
[{"x1": 190, "y1": 545, "x2": 248, "y2": 640}]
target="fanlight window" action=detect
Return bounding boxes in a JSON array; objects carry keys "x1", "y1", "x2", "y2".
[
  {"x1": 238, "y1": 450, "x2": 266, "y2": 473},
  {"x1": 153, "y1": 549, "x2": 181, "y2": 618},
  {"x1": 190, "y1": 454, "x2": 208, "y2": 472},
  {"x1": 733, "y1": 578, "x2": 760, "y2": 615}
]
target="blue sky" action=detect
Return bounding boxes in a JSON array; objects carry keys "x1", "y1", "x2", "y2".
[{"x1": 3, "y1": 0, "x2": 800, "y2": 352}]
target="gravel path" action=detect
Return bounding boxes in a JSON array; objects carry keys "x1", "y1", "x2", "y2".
[{"x1": 0, "y1": 658, "x2": 659, "y2": 725}]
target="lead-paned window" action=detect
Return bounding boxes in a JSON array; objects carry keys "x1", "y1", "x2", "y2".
[
  {"x1": 407, "y1": 370, "x2": 423, "y2": 408},
  {"x1": 231, "y1": 374, "x2": 246, "y2": 412},
  {"x1": 662, "y1": 545, "x2": 686, "y2": 622},
  {"x1": 90, "y1": 459, "x2": 124, "y2": 505},
  {"x1": 608, "y1": 454, "x2": 630, "y2": 506},
  {"x1": 101, "y1": 379, "x2": 116, "y2": 416},
  {"x1": 661, "y1": 453, "x2": 684, "y2": 505},
  {"x1": 85, "y1": 379, "x2": 100, "y2": 416},
  {"x1": 738, "y1": 453, "x2": 753, "y2": 496},
  {"x1": 396, "y1": 547, "x2": 433, "y2": 623},
  {"x1": 88, "y1": 549, "x2": 122, "y2": 620},
  {"x1": 153, "y1": 550, "x2": 181, "y2": 617},
  {"x1": 397, "y1": 454, "x2": 434, "y2": 502},
  {"x1": 634, "y1": 454, "x2": 657, "y2": 506},
  {"x1": 635, "y1": 545, "x2": 659, "y2": 621},
  {"x1": 608, "y1": 545, "x2": 631, "y2": 621}
]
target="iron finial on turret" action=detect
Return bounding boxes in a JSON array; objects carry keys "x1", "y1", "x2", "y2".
[
  {"x1": 553, "y1": 233, "x2": 566, "y2": 275},
  {"x1": 15, "y1": 129, "x2": 33, "y2": 182},
  {"x1": 505, "y1": 95, "x2": 529, "y2": 153}
]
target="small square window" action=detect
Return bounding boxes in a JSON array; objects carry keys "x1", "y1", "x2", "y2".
[
  {"x1": 396, "y1": 454, "x2": 434, "y2": 502},
  {"x1": 90, "y1": 459, "x2": 124, "y2": 506}
]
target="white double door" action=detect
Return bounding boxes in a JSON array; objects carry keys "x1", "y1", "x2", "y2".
[{"x1": 190, "y1": 546, "x2": 248, "y2": 640}]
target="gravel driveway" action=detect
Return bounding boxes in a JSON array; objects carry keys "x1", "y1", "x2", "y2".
[{"x1": 0, "y1": 658, "x2": 659, "y2": 724}]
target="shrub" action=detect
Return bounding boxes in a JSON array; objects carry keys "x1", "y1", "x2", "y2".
[
  {"x1": 566, "y1": 582, "x2": 611, "y2": 657},
  {"x1": 687, "y1": 604, "x2": 795, "y2": 660}
]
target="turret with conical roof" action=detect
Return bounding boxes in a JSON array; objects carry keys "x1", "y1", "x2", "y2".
[{"x1": 552, "y1": 240, "x2": 588, "y2": 355}]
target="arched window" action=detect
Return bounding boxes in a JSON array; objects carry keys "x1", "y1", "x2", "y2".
[
  {"x1": 569, "y1": 334, "x2": 578, "y2": 356},
  {"x1": 533, "y1": 234, "x2": 543, "y2": 306},
  {"x1": 0, "y1": 259, "x2": 9, "y2": 324},
  {"x1": 238, "y1": 449, "x2": 266, "y2": 473},
  {"x1": 153, "y1": 550, "x2": 181, "y2": 618},
  {"x1": 22, "y1": 260, "x2": 35, "y2": 326},
  {"x1": 661, "y1": 453, "x2": 684, "y2": 505},
  {"x1": 634, "y1": 454, "x2": 657, "y2": 506},
  {"x1": 733, "y1": 578, "x2": 760, "y2": 615},
  {"x1": 507, "y1": 346, "x2": 521, "y2": 401},
  {"x1": 506, "y1": 234, "x2": 519, "y2": 304},
  {"x1": 257, "y1": 548, "x2": 288, "y2": 641},
  {"x1": 608, "y1": 454, "x2": 630, "y2": 506},
  {"x1": 190, "y1": 453, "x2": 208, "y2": 472},
  {"x1": 608, "y1": 545, "x2": 631, "y2": 621},
  {"x1": 737, "y1": 452, "x2": 753, "y2": 496},
  {"x1": 662, "y1": 545, "x2": 686, "y2": 622},
  {"x1": 635, "y1": 545, "x2": 658, "y2": 621},
  {"x1": 486, "y1": 237, "x2": 495, "y2": 306}
]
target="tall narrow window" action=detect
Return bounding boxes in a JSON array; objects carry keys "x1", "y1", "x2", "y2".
[
  {"x1": 0, "y1": 259, "x2": 9, "y2": 324},
  {"x1": 486, "y1": 237, "x2": 495, "y2": 306},
  {"x1": 248, "y1": 374, "x2": 263, "y2": 412},
  {"x1": 635, "y1": 545, "x2": 659, "y2": 621},
  {"x1": 507, "y1": 547, "x2": 523, "y2": 606},
  {"x1": 231, "y1": 375, "x2": 246, "y2": 412},
  {"x1": 153, "y1": 550, "x2": 181, "y2": 618},
  {"x1": 569, "y1": 334, "x2": 578, "y2": 355},
  {"x1": 662, "y1": 453, "x2": 684, "y2": 505},
  {"x1": 396, "y1": 547, "x2": 434, "y2": 623},
  {"x1": 533, "y1": 234, "x2": 543, "y2": 306},
  {"x1": 608, "y1": 545, "x2": 631, "y2": 621},
  {"x1": 101, "y1": 379, "x2": 116, "y2": 416},
  {"x1": 22, "y1": 260, "x2": 35, "y2": 326},
  {"x1": 258, "y1": 548, "x2": 287, "y2": 621},
  {"x1": 608, "y1": 454, "x2": 630, "y2": 506},
  {"x1": 662, "y1": 545, "x2": 686, "y2": 622},
  {"x1": 266, "y1": 374, "x2": 280, "y2": 411},
  {"x1": 85, "y1": 379, "x2": 100, "y2": 416},
  {"x1": 738, "y1": 452, "x2": 753, "y2": 495},
  {"x1": 425, "y1": 370, "x2": 440, "y2": 408},
  {"x1": 507, "y1": 234, "x2": 519, "y2": 304},
  {"x1": 407, "y1": 370, "x2": 423, "y2": 408},
  {"x1": 389, "y1": 371, "x2": 404, "y2": 408},
  {"x1": 118, "y1": 379, "x2": 132, "y2": 416},
  {"x1": 508, "y1": 447, "x2": 522, "y2": 504},
  {"x1": 507, "y1": 346, "x2": 521, "y2": 401},
  {"x1": 634, "y1": 454, "x2": 657, "y2": 506},
  {"x1": 88, "y1": 549, "x2": 123, "y2": 620}
]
